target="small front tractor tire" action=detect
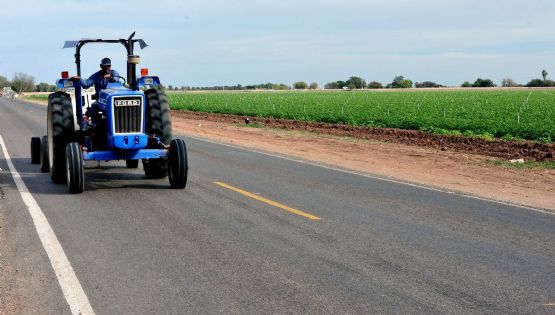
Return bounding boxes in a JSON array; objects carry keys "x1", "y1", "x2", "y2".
[
  {"x1": 168, "y1": 139, "x2": 188, "y2": 189},
  {"x1": 40, "y1": 135, "x2": 50, "y2": 173},
  {"x1": 31, "y1": 137, "x2": 41, "y2": 164},
  {"x1": 48, "y1": 92, "x2": 75, "y2": 184},
  {"x1": 66, "y1": 142, "x2": 84, "y2": 194}
]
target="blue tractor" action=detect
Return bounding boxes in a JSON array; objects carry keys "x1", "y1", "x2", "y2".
[{"x1": 31, "y1": 32, "x2": 188, "y2": 193}]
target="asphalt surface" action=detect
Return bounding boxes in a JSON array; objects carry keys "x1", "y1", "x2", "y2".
[{"x1": 0, "y1": 97, "x2": 554, "y2": 314}]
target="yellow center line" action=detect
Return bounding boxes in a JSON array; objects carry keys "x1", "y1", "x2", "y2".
[{"x1": 214, "y1": 181, "x2": 321, "y2": 221}]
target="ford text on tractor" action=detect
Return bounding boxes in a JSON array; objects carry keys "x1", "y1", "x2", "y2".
[{"x1": 30, "y1": 32, "x2": 188, "y2": 193}]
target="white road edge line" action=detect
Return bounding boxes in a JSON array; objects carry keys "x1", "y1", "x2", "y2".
[
  {"x1": 0, "y1": 135, "x2": 95, "y2": 315},
  {"x1": 184, "y1": 134, "x2": 555, "y2": 217}
]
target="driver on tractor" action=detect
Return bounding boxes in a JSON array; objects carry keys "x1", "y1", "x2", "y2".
[
  {"x1": 71, "y1": 57, "x2": 120, "y2": 123},
  {"x1": 73, "y1": 57, "x2": 120, "y2": 96}
]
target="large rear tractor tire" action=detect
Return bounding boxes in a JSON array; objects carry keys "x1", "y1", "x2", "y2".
[
  {"x1": 48, "y1": 92, "x2": 75, "y2": 184},
  {"x1": 31, "y1": 137, "x2": 41, "y2": 164},
  {"x1": 40, "y1": 135, "x2": 50, "y2": 173},
  {"x1": 143, "y1": 89, "x2": 172, "y2": 179},
  {"x1": 168, "y1": 139, "x2": 188, "y2": 189},
  {"x1": 66, "y1": 142, "x2": 84, "y2": 194}
]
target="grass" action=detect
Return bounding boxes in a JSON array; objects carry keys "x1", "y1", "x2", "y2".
[
  {"x1": 25, "y1": 94, "x2": 49, "y2": 100},
  {"x1": 485, "y1": 159, "x2": 555, "y2": 170}
]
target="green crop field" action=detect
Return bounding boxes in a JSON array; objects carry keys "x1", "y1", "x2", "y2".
[
  {"x1": 168, "y1": 89, "x2": 555, "y2": 142},
  {"x1": 26, "y1": 89, "x2": 555, "y2": 142}
]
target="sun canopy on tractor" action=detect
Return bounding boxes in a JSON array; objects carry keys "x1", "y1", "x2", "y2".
[{"x1": 62, "y1": 32, "x2": 148, "y2": 90}]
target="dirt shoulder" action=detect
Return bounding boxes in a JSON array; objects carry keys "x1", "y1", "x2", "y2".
[{"x1": 172, "y1": 111, "x2": 555, "y2": 212}]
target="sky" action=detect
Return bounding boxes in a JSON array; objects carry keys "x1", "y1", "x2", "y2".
[{"x1": 0, "y1": 0, "x2": 554, "y2": 87}]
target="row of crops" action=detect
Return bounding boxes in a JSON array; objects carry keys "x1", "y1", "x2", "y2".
[
  {"x1": 25, "y1": 89, "x2": 555, "y2": 142},
  {"x1": 168, "y1": 89, "x2": 555, "y2": 142}
]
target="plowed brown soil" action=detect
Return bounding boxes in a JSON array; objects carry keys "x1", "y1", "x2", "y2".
[
  {"x1": 173, "y1": 111, "x2": 555, "y2": 161},
  {"x1": 172, "y1": 110, "x2": 555, "y2": 211}
]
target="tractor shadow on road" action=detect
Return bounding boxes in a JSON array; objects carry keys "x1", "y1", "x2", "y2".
[
  {"x1": 2, "y1": 158, "x2": 172, "y2": 195},
  {"x1": 80, "y1": 165, "x2": 172, "y2": 192}
]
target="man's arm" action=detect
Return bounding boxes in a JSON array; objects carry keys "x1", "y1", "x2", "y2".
[{"x1": 71, "y1": 72, "x2": 97, "y2": 88}]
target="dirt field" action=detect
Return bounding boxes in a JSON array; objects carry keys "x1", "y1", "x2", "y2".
[{"x1": 172, "y1": 111, "x2": 555, "y2": 211}]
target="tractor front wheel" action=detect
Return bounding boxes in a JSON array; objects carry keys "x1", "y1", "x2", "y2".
[
  {"x1": 31, "y1": 137, "x2": 41, "y2": 164},
  {"x1": 168, "y1": 139, "x2": 188, "y2": 189},
  {"x1": 66, "y1": 142, "x2": 84, "y2": 194}
]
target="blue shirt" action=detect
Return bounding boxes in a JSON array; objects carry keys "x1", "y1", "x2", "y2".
[{"x1": 79, "y1": 69, "x2": 120, "y2": 95}]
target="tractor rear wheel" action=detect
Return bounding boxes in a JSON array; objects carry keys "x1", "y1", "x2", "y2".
[
  {"x1": 66, "y1": 142, "x2": 84, "y2": 194},
  {"x1": 40, "y1": 135, "x2": 50, "y2": 172},
  {"x1": 145, "y1": 88, "x2": 172, "y2": 144},
  {"x1": 48, "y1": 92, "x2": 75, "y2": 183},
  {"x1": 31, "y1": 137, "x2": 41, "y2": 164},
  {"x1": 168, "y1": 139, "x2": 188, "y2": 189},
  {"x1": 143, "y1": 89, "x2": 172, "y2": 179}
]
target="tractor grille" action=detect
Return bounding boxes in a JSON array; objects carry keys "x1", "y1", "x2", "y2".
[{"x1": 113, "y1": 97, "x2": 142, "y2": 133}]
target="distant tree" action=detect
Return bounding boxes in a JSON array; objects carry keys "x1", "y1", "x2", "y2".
[
  {"x1": 415, "y1": 81, "x2": 441, "y2": 88},
  {"x1": 272, "y1": 83, "x2": 290, "y2": 90},
  {"x1": 325, "y1": 80, "x2": 348, "y2": 89},
  {"x1": 501, "y1": 78, "x2": 519, "y2": 87},
  {"x1": 293, "y1": 81, "x2": 308, "y2": 89},
  {"x1": 0, "y1": 75, "x2": 9, "y2": 88},
  {"x1": 526, "y1": 79, "x2": 555, "y2": 87},
  {"x1": 388, "y1": 76, "x2": 412, "y2": 88},
  {"x1": 472, "y1": 78, "x2": 496, "y2": 87},
  {"x1": 542, "y1": 69, "x2": 548, "y2": 81},
  {"x1": 11, "y1": 72, "x2": 35, "y2": 93},
  {"x1": 35, "y1": 82, "x2": 52, "y2": 92},
  {"x1": 325, "y1": 82, "x2": 338, "y2": 89},
  {"x1": 309, "y1": 82, "x2": 318, "y2": 90},
  {"x1": 461, "y1": 81, "x2": 472, "y2": 87},
  {"x1": 399, "y1": 79, "x2": 413, "y2": 88},
  {"x1": 527, "y1": 79, "x2": 543, "y2": 87},
  {"x1": 367, "y1": 81, "x2": 383, "y2": 89},
  {"x1": 388, "y1": 76, "x2": 404, "y2": 88},
  {"x1": 346, "y1": 76, "x2": 366, "y2": 89}
]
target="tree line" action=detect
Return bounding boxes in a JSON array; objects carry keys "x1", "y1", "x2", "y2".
[
  {"x1": 0, "y1": 73, "x2": 56, "y2": 93},
  {"x1": 320, "y1": 70, "x2": 552, "y2": 90},
  {"x1": 1, "y1": 69, "x2": 553, "y2": 93},
  {"x1": 167, "y1": 70, "x2": 553, "y2": 91}
]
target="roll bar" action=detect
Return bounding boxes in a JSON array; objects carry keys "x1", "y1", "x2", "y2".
[{"x1": 63, "y1": 32, "x2": 148, "y2": 90}]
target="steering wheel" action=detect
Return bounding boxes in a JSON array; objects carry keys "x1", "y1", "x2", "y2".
[{"x1": 111, "y1": 75, "x2": 127, "y2": 85}]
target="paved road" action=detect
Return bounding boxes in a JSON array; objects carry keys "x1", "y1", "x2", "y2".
[{"x1": 0, "y1": 97, "x2": 554, "y2": 314}]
